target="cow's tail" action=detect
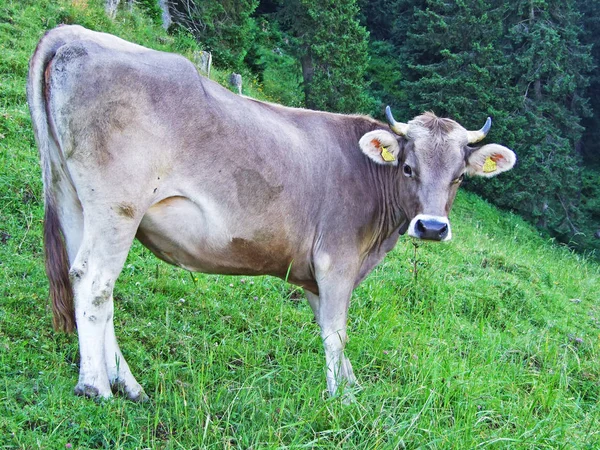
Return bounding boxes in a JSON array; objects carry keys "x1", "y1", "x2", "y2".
[{"x1": 27, "y1": 26, "x2": 87, "y2": 333}]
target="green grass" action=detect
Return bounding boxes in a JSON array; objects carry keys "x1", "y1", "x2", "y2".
[{"x1": 1, "y1": 0, "x2": 599, "y2": 448}]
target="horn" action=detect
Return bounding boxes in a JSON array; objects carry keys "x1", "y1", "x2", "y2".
[
  {"x1": 466, "y1": 117, "x2": 492, "y2": 144},
  {"x1": 385, "y1": 106, "x2": 409, "y2": 136}
]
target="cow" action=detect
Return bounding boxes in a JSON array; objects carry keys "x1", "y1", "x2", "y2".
[{"x1": 27, "y1": 25, "x2": 516, "y2": 401}]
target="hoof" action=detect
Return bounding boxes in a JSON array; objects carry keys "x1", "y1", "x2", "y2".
[
  {"x1": 74, "y1": 383, "x2": 111, "y2": 399},
  {"x1": 340, "y1": 383, "x2": 362, "y2": 405},
  {"x1": 111, "y1": 380, "x2": 149, "y2": 402},
  {"x1": 110, "y1": 380, "x2": 150, "y2": 403},
  {"x1": 128, "y1": 390, "x2": 149, "y2": 403},
  {"x1": 341, "y1": 390, "x2": 356, "y2": 405}
]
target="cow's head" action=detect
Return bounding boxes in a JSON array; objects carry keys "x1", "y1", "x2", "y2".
[{"x1": 359, "y1": 107, "x2": 516, "y2": 241}]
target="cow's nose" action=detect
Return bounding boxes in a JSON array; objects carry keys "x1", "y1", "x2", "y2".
[{"x1": 415, "y1": 218, "x2": 449, "y2": 241}]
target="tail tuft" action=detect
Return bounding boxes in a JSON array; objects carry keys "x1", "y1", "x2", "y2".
[{"x1": 44, "y1": 199, "x2": 75, "y2": 333}]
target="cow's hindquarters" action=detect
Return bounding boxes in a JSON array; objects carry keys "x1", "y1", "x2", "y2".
[
  {"x1": 28, "y1": 26, "x2": 147, "y2": 400},
  {"x1": 69, "y1": 207, "x2": 145, "y2": 400}
]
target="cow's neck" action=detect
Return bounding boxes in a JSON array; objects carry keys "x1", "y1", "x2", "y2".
[
  {"x1": 376, "y1": 164, "x2": 407, "y2": 237},
  {"x1": 358, "y1": 153, "x2": 407, "y2": 253},
  {"x1": 342, "y1": 117, "x2": 408, "y2": 247},
  {"x1": 353, "y1": 159, "x2": 406, "y2": 286}
]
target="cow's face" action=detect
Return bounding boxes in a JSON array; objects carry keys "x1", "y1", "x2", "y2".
[{"x1": 359, "y1": 109, "x2": 516, "y2": 241}]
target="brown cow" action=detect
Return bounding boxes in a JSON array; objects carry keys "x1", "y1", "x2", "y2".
[{"x1": 27, "y1": 25, "x2": 516, "y2": 400}]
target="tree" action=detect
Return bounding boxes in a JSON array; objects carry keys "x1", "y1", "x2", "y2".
[
  {"x1": 276, "y1": 0, "x2": 373, "y2": 113},
  {"x1": 393, "y1": 0, "x2": 516, "y2": 121},
  {"x1": 577, "y1": 0, "x2": 600, "y2": 166},
  {"x1": 169, "y1": 0, "x2": 258, "y2": 69},
  {"x1": 495, "y1": 0, "x2": 592, "y2": 241}
]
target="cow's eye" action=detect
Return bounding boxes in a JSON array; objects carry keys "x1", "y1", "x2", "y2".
[
  {"x1": 453, "y1": 174, "x2": 464, "y2": 184},
  {"x1": 403, "y1": 164, "x2": 413, "y2": 177}
]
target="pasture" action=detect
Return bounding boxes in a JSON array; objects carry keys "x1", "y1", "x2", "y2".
[{"x1": 1, "y1": 0, "x2": 599, "y2": 448}]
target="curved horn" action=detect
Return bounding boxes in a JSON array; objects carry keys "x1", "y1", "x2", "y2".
[
  {"x1": 385, "y1": 106, "x2": 409, "y2": 136},
  {"x1": 466, "y1": 117, "x2": 492, "y2": 144}
]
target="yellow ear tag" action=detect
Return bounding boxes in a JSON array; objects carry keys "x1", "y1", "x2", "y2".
[
  {"x1": 381, "y1": 146, "x2": 396, "y2": 162},
  {"x1": 483, "y1": 156, "x2": 497, "y2": 173}
]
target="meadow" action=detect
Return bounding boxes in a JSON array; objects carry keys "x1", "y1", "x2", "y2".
[{"x1": 0, "y1": 1, "x2": 599, "y2": 448}]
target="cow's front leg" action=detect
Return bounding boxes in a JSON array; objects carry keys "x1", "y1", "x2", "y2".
[{"x1": 306, "y1": 284, "x2": 357, "y2": 396}]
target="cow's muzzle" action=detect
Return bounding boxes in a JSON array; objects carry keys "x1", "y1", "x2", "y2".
[{"x1": 408, "y1": 214, "x2": 452, "y2": 241}]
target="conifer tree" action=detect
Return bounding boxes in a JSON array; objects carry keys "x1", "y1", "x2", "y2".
[
  {"x1": 577, "y1": 0, "x2": 600, "y2": 166},
  {"x1": 170, "y1": 0, "x2": 259, "y2": 69},
  {"x1": 277, "y1": 0, "x2": 373, "y2": 113},
  {"x1": 394, "y1": 0, "x2": 515, "y2": 123},
  {"x1": 497, "y1": 0, "x2": 592, "y2": 238}
]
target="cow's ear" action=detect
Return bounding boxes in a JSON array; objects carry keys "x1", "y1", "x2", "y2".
[
  {"x1": 359, "y1": 130, "x2": 401, "y2": 165},
  {"x1": 466, "y1": 144, "x2": 516, "y2": 178}
]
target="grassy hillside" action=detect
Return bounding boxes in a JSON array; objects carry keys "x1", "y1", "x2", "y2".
[{"x1": 1, "y1": 0, "x2": 599, "y2": 448}]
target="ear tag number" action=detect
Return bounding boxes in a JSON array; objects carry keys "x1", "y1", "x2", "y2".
[
  {"x1": 381, "y1": 146, "x2": 395, "y2": 162},
  {"x1": 483, "y1": 156, "x2": 497, "y2": 173}
]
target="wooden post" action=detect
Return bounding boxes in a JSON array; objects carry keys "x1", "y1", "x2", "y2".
[
  {"x1": 193, "y1": 51, "x2": 212, "y2": 78},
  {"x1": 229, "y1": 73, "x2": 243, "y2": 95},
  {"x1": 158, "y1": 0, "x2": 172, "y2": 29}
]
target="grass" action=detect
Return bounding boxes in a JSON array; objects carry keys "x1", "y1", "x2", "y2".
[{"x1": 1, "y1": 0, "x2": 599, "y2": 448}]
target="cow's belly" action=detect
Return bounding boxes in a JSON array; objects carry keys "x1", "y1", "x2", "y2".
[{"x1": 136, "y1": 195, "x2": 305, "y2": 280}]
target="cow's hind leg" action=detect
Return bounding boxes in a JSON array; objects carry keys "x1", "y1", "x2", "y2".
[
  {"x1": 104, "y1": 310, "x2": 147, "y2": 401},
  {"x1": 70, "y1": 213, "x2": 141, "y2": 399}
]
